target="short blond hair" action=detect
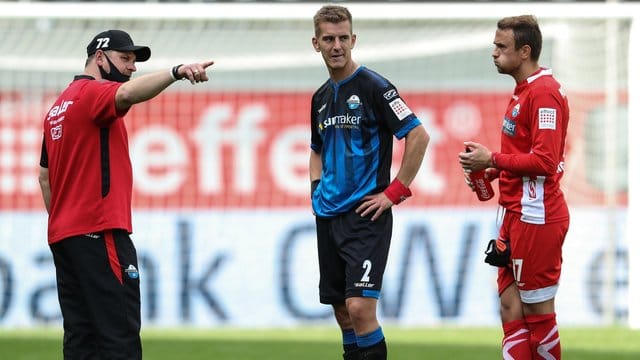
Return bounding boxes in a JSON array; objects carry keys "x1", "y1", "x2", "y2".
[{"x1": 313, "y1": 5, "x2": 352, "y2": 37}]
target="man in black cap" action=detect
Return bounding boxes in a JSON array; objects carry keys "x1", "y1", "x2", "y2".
[
  {"x1": 38, "y1": 29, "x2": 213, "y2": 359},
  {"x1": 86, "y1": 29, "x2": 152, "y2": 82}
]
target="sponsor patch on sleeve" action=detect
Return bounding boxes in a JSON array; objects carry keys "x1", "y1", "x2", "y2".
[
  {"x1": 538, "y1": 108, "x2": 557, "y2": 130},
  {"x1": 383, "y1": 89, "x2": 398, "y2": 100},
  {"x1": 389, "y1": 98, "x2": 412, "y2": 121}
]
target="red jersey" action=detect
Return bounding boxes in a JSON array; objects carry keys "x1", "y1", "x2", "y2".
[
  {"x1": 41, "y1": 76, "x2": 133, "y2": 244},
  {"x1": 492, "y1": 69, "x2": 569, "y2": 224}
]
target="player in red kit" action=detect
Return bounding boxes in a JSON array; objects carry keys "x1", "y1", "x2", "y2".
[
  {"x1": 39, "y1": 29, "x2": 213, "y2": 359},
  {"x1": 459, "y1": 16, "x2": 569, "y2": 360}
]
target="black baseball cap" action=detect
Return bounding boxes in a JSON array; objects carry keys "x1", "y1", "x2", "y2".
[{"x1": 86, "y1": 29, "x2": 151, "y2": 62}]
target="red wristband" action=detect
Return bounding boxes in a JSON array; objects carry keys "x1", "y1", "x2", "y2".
[{"x1": 384, "y1": 178, "x2": 412, "y2": 205}]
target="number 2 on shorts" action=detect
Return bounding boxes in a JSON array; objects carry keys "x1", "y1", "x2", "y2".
[{"x1": 361, "y1": 259, "x2": 372, "y2": 282}]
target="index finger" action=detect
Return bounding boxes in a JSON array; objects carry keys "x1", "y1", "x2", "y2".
[
  {"x1": 201, "y1": 60, "x2": 215, "y2": 69},
  {"x1": 463, "y1": 141, "x2": 479, "y2": 150}
]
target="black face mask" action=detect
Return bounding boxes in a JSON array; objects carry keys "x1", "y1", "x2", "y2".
[{"x1": 99, "y1": 54, "x2": 130, "y2": 83}]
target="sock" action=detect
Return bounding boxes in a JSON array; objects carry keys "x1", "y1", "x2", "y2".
[
  {"x1": 526, "y1": 313, "x2": 561, "y2": 360},
  {"x1": 502, "y1": 319, "x2": 532, "y2": 360},
  {"x1": 342, "y1": 329, "x2": 359, "y2": 360},
  {"x1": 357, "y1": 327, "x2": 387, "y2": 360}
]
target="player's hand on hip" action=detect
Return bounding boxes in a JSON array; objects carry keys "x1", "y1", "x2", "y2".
[
  {"x1": 178, "y1": 61, "x2": 215, "y2": 84},
  {"x1": 356, "y1": 192, "x2": 392, "y2": 221}
]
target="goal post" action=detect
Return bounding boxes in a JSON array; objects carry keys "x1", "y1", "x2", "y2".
[
  {"x1": 0, "y1": 1, "x2": 637, "y2": 328},
  {"x1": 627, "y1": 13, "x2": 640, "y2": 330}
]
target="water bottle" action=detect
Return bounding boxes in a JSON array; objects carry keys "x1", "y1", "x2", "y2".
[
  {"x1": 469, "y1": 169, "x2": 495, "y2": 201},
  {"x1": 466, "y1": 147, "x2": 495, "y2": 201}
]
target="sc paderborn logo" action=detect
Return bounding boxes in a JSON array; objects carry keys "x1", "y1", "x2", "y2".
[{"x1": 347, "y1": 95, "x2": 361, "y2": 110}]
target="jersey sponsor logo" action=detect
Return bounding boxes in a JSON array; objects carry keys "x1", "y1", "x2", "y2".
[
  {"x1": 383, "y1": 88, "x2": 397, "y2": 100},
  {"x1": 347, "y1": 95, "x2": 361, "y2": 110},
  {"x1": 538, "y1": 108, "x2": 557, "y2": 130},
  {"x1": 47, "y1": 100, "x2": 74, "y2": 122},
  {"x1": 502, "y1": 117, "x2": 516, "y2": 137},
  {"x1": 388, "y1": 98, "x2": 412, "y2": 120},
  {"x1": 51, "y1": 125, "x2": 62, "y2": 140},
  {"x1": 322, "y1": 114, "x2": 361, "y2": 130}
]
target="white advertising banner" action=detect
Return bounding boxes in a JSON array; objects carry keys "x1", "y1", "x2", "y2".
[
  {"x1": 0, "y1": 208, "x2": 626, "y2": 328},
  {"x1": 1, "y1": 88, "x2": 626, "y2": 327}
]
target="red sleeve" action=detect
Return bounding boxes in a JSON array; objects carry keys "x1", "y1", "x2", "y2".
[
  {"x1": 493, "y1": 89, "x2": 565, "y2": 176},
  {"x1": 84, "y1": 80, "x2": 130, "y2": 126}
]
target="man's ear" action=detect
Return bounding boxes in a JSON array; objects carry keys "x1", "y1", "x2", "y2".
[
  {"x1": 519, "y1": 44, "x2": 531, "y2": 60},
  {"x1": 312, "y1": 37, "x2": 320, "y2": 52},
  {"x1": 95, "y1": 50, "x2": 104, "y2": 66}
]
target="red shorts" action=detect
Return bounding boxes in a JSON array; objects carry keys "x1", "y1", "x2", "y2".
[{"x1": 497, "y1": 210, "x2": 569, "y2": 303}]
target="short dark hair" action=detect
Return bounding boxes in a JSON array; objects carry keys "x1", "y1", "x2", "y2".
[
  {"x1": 313, "y1": 5, "x2": 352, "y2": 37},
  {"x1": 497, "y1": 15, "x2": 543, "y2": 62}
]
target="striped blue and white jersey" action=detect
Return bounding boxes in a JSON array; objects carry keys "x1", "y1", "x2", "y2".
[{"x1": 310, "y1": 66, "x2": 421, "y2": 217}]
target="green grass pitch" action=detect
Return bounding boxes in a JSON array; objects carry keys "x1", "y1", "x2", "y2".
[{"x1": 1, "y1": 326, "x2": 639, "y2": 359}]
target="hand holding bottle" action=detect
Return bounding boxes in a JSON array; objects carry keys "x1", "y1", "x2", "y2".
[{"x1": 465, "y1": 146, "x2": 495, "y2": 201}]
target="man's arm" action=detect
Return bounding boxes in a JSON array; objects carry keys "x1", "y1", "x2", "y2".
[
  {"x1": 115, "y1": 61, "x2": 214, "y2": 110},
  {"x1": 309, "y1": 150, "x2": 322, "y2": 182},
  {"x1": 394, "y1": 125, "x2": 430, "y2": 187},
  {"x1": 309, "y1": 150, "x2": 322, "y2": 196},
  {"x1": 39, "y1": 167, "x2": 51, "y2": 214},
  {"x1": 356, "y1": 124, "x2": 429, "y2": 221},
  {"x1": 462, "y1": 93, "x2": 566, "y2": 176}
]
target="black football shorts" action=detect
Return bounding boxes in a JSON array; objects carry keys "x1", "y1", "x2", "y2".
[{"x1": 315, "y1": 208, "x2": 392, "y2": 305}]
